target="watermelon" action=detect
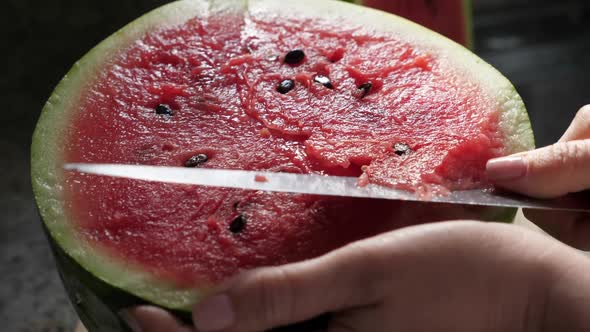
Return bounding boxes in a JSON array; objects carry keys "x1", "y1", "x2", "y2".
[
  {"x1": 31, "y1": 0, "x2": 534, "y2": 331},
  {"x1": 345, "y1": 0, "x2": 473, "y2": 47}
]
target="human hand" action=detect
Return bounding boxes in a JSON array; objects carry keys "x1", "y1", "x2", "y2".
[
  {"x1": 122, "y1": 221, "x2": 590, "y2": 332},
  {"x1": 487, "y1": 105, "x2": 590, "y2": 250}
]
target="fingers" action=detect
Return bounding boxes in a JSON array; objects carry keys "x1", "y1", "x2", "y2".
[
  {"x1": 487, "y1": 105, "x2": 590, "y2": 198},
  {"x1": 560, "y1": 105, "x2": 590, "y2": 142},
  {"x1": 486, "y1": 139, "x2": 590, "y2": 198},
  {"x1": 192, "y1": 233, "x2": 401, "y2": 332},
  {"x1": 523, "y1": 209, "x2": 590, "y2": 251},
  {"x1": 120, "y1": 306, "x2": 194, "y2": 332}
]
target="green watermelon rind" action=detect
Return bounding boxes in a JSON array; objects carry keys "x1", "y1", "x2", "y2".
[
  {"x1": 463, "y1": 0, "x2": 475, "y2": 49},
  {"x1": 31, "y1": 0, "x2": 534, "y2": 318}
]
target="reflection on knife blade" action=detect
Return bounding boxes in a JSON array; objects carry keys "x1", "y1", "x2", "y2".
[{"x1": 63, "y1": 163, "x2": 590, "y2": 212}]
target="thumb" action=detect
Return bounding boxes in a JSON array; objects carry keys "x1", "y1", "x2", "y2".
[
  {"x1": 192, "y1": 242, "x2": 390, "y2": 332},
  {"x1": 486, "y1": 139, "x2": 590, "y2": 198},
  {"x1": 559, "y1": 105, "x2": 590, "y2": 142}
]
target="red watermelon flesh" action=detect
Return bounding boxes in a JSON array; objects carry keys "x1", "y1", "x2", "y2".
[
  {"x1": 361, "y1": 0, "x2": 471, "y2": 47},
  {"x1": 64, "y1": 12, "x2": 506, "y2": 288}
]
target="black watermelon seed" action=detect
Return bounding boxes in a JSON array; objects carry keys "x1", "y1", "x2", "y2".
[
  {"x1": 185, "y1": 154, "x2": 209, "y2": 167},
  {"x1": 394, "y1": 143, "x2": 412, "y2": 156},
  {"x1": 284, "y1": 49, "x2": 305, "y2": 65},
  {"x1": 155, "y1": 104, "x2": 173, "y2": 116},
  {"x1": 229, "y1": 215, "x2": 246, "y2": 234},
  {"x1": 358, "y1": 82, "x2": 373, "y2": 99},
  {"x1": 314, "y1": 75, "x2": 333, "y2": 89},
  {"x1": 277, "y1": 79, "x2": 295, "y2": 94}
]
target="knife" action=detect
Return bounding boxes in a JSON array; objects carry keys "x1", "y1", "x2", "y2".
[{"x1": 64, "y1": 163, "x2": 590, "y2": 212}]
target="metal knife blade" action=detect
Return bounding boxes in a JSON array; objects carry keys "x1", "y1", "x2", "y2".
[{"x1": 64, "y1": 163, "x2": 590, "y2": 212}]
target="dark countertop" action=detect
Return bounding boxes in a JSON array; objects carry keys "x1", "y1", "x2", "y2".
[{"x1": 1, "y1": 1, "x2": 589, "y2": 331}]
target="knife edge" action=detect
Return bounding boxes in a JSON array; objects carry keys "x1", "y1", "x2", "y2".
[{"x1": 63, "y1": 163, "x2": 590, "y2": 212}]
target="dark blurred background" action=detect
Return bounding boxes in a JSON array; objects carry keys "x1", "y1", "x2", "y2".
[{"x1": 1, "y1": 0, "x2": 589, "y2": 331}]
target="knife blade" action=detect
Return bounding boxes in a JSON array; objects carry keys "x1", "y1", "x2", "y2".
[{"x1": 64, "y1": 163, "x2": 590, "y2": 212}]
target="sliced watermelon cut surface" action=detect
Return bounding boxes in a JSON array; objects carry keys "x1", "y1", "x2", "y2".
[
  {"x1": 67, "y1": 12, "x2": 501, "y2": 285},
  {"x1": 32, "y1": 0, "x2": 534, "y2": 313}
]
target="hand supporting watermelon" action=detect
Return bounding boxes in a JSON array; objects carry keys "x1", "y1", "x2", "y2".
[
  {"x1": 487, "y1": 105, "x2": 590, "y2": 250},
  {"x1": 120, "y1": 221, "x2": 590, "y2": 332}
]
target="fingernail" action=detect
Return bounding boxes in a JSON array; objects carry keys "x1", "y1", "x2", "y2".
[
  {"x1": 119, "y1": 309, "x2": 142, "y2": 332},
  {"x1": 486, "y1": 156, "x2": 527, "y2": 181},
  {"x1": 193, "y1": 294, "x2": 235, "y2": 332}
]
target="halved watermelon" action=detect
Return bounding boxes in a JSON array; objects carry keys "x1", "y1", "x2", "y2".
[
  {"x1": 348, "y1": 0, "x2": 473, "y2": 48},
  {"x1": 31, "y1": 0, "x2": 534, "y2": 330}
]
